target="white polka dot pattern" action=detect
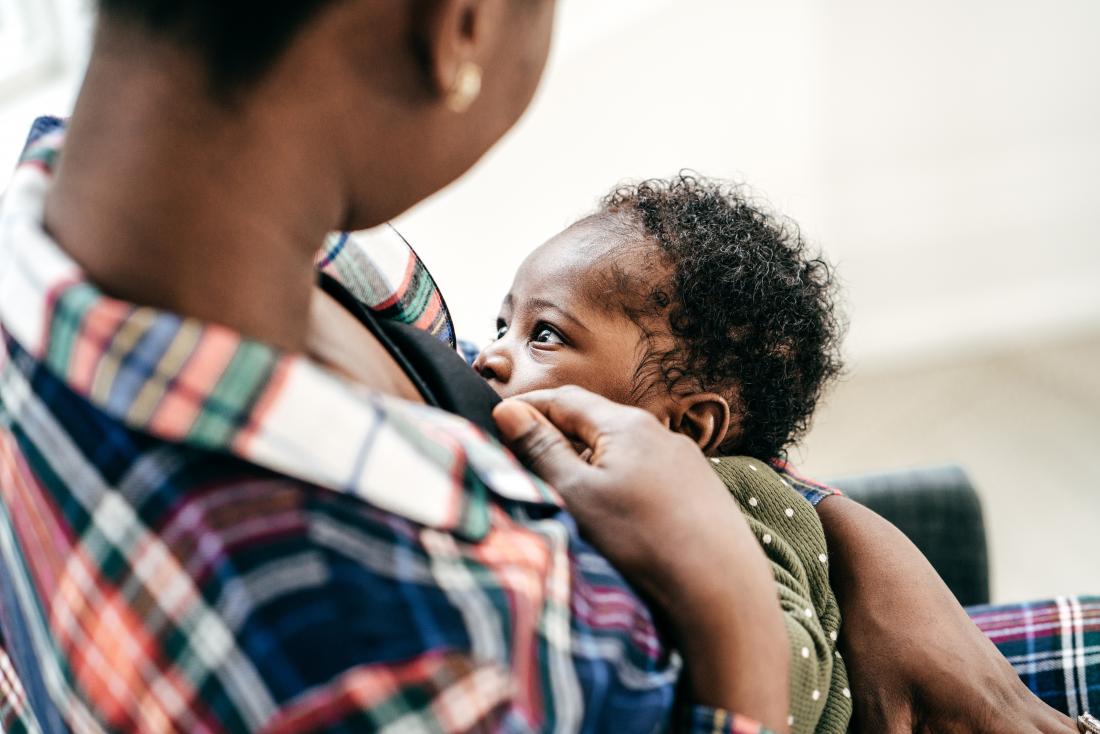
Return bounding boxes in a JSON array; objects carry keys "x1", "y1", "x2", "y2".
[{"x1": 706, "y1": 455, "x2": 850, "y2": 731}]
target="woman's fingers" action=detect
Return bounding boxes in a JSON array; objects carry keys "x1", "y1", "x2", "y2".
[
  {"x1": 497, "y1": 387, "x2": 789, "y2": 725},
  {"x1": 509, "y1": 386, "x2": 652, "y2": 451},
  {"x1": 1040, "y1": 710, "x2": 1079, "y2": 733},
  {"x1": 493, "y1": 397, "x2": 593, "y2": 492}
]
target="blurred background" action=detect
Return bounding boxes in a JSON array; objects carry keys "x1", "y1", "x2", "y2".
[{"x1": 1, "y1": 0, "x2": 1097, "y2": 601}]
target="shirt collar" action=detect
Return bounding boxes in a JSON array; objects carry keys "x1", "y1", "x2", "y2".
[{"x1": 0, "y1": 118, "x2": 560, "y2": 540}]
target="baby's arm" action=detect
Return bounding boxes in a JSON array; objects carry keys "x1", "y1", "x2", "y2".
[{"x1": 711, "y1": 457, "x2": 852, "y2": 734}]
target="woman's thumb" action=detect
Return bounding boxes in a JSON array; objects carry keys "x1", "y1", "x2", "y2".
[{"x1": 493, "y1": 399, "x2": 588, "y2": 491}]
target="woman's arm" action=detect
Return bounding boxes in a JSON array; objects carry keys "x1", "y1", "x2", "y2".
[
  {"x1": 816, "y1": 496, "x2": 1076, "y2": 733},
  {"x1": 494, "y1": 387, "x2": 791, "y2": 733}
]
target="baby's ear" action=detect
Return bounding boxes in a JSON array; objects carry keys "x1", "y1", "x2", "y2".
[{"x1": 670, "y1": 393, "x2": 731, "y2": 456}]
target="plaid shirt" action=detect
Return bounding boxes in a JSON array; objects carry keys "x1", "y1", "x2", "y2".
[
  {"x1": 4, "y1": 120, "x2": 1093, "y2": 734},
  {"x1": 969, "y1": 596, "x2": 1100, "y2": 718},
  {"x1": 0, "y1": 119, "x2": 777, "y2": 733}
]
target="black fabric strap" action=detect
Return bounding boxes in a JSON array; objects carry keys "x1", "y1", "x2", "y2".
[{"x1": 318, "y1": 273, "x2": 502, "y2": 441}]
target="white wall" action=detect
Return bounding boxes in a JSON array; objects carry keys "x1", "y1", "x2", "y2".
[
  {"x1": 2, "y1": 0, "x2": 1098, "y2": 369},
  {"x1": 398, "y1": 0, "x2": 1100, "y2": 366},
  {"x1": 398, "y1": 0, "x2": 826, "y2": 348},
  {"x1": 0, "y1": 0, "x2": 89, "y2": 178},
  {"x1": 815, "y1": 0, "x2": 1100, "y2": 369}
]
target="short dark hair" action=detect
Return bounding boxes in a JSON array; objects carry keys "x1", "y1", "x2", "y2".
[
  {"x1": 599, "y1": 173, "x2": 845, "y2": 460},
  {"x1": 97, "y1": 0, "x2": 340, "y2": 87}
]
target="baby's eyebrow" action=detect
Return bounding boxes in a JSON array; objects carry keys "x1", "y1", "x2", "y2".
[
  {"x1": 526, "y1": 298, "x2": 592, "y2": 334},
  {"x1": 495, "y1": 294, "x2": 514, "y2": 321}
]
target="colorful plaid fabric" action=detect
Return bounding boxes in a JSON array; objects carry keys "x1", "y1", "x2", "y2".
[
  {"x1": 0, "y1": 639, "x2": 32, "y2": 734},
  {"x1": 968, "y1": 596, "x2": 1100, "y2": 717},
  {"x1": 768, "y1": 461, "x2": 841, "y2": 508},
  {"x1": 0, "y1": 117, "x2": 773, "y2": 733},
  {"x1": 315, "y1": 226, "x2": 456, "y2": 349}
]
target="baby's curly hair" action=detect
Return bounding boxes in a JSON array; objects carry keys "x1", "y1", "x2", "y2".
[{"x1": 597, "y1": 173, "x2": 845, "y2": 460}]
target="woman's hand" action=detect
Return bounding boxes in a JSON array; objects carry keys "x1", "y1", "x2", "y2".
[
  {"x1": 493, "y1": 386, "x2": 790, "y2": 731},
  {"x1": 817, "y1": 497, "x2": 1077, "y2": 734}
]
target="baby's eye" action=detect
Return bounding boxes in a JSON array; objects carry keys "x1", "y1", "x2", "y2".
[
  {"x1": 495, "y1": 321, "x2": 508, "y2": 340},
  {"x1": 532, "y1": 324, "x2": 565, "y2": 346}
]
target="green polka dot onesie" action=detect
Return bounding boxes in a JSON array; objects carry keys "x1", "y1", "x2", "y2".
[{"x1": 711, "y1": 456, "x2": 852, "y2": 734}]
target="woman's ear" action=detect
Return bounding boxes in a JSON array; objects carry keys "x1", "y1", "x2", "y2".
[
  {"x1": 417, "y1": 0, "x2": 495, "y2": 101},
  {"x1": 669, "y1": 393, "x2": 732, "y2": 456}
]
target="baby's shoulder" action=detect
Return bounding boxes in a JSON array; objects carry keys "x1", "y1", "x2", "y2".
[
  {"x1": 709, "y1": 454, "x2": 829, "y2": 558},
  {"x1": 712, "y1": 456, "x2": 841, "y2": 508},
  {"x1": 709, "y1": 455, "x2": 798, "y2": 506}
]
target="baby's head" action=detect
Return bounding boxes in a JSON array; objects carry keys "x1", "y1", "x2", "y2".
[{"x1": 474, "y1": 174, "x2": 843, "y2": 459}]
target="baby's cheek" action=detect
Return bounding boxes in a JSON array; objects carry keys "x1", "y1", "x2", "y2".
[
  {"x1": 499, "y1": 365, "x2": 568, "y2": 398},
  {"x1": 525, "y1": 366, "x2": 594, "y2": 397},
  {"x1": 516, "y1": 353, "x2": 637, "y2": 403},
  {"x1": 567, "y1": 369, "x2": 640, "y2": 406}
]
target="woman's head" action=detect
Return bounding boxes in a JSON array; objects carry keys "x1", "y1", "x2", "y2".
[
  {"x1": 93, "y1": 0, "x2": 555, "y2": 229},
  {"x1": 476, "y1": 174, "x2": 845, "y2": 459}
]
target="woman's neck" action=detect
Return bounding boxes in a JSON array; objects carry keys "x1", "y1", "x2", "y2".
[{"x1": 44, "y1": 30, "x2": 349, "y2": 353}]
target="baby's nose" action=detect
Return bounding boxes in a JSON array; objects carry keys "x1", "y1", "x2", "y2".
[{"x1": 474, "y1": 346, "x2": 511, "y2": 385}]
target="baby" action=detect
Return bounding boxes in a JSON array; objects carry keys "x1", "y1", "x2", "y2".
[{"x1": 473, "y1": 174, "x2": 850, "y2": 734}]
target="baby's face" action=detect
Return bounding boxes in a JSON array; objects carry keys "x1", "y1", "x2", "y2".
[{"x1": 474, "y1": 220, "x2": 652, "y2": 407}]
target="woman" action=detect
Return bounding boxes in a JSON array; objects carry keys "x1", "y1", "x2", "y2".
[
  {"x1": 0, "y1": 1, "x2": 1086, "y2": 732},
  {"x1": 0, "y1": 2, "x2": 787, "y2": 731}
]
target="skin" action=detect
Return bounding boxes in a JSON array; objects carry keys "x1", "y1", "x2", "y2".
[
  {"x1": 495, "y1": 390, "x2": 792, "y2": 730},
  {"x1": 46, "y1": 1, "x2": 555, "y2": 356},
  {"x1": 494, "y1": 395, "x2": 1080, "y2": 734},
  {"x1": 35, "y1": 1, "x2": 1074, "y2": 729},
  {"x1": 479, "y1": 186, "x2": 790, "y2": 732},
  {"x1": 38, "y1": 0, "x2": 789, "y2": 727},
  {"x1": 476, "y1": 219, "x2": 649, "y2": 404},
  {"x1": 818, "y1": 497, "x2": 1078, "y2": 734},
  {"x1": 485, "y1": 219, "x2": 1077, "y2": 733},
  {"x1": 476, "y1": 217, "x2": 734, "y2": 454}
]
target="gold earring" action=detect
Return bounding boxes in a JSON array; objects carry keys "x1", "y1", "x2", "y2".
[{"x1": 446, "y1": 61, "x2": 482, "y2": 114}]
